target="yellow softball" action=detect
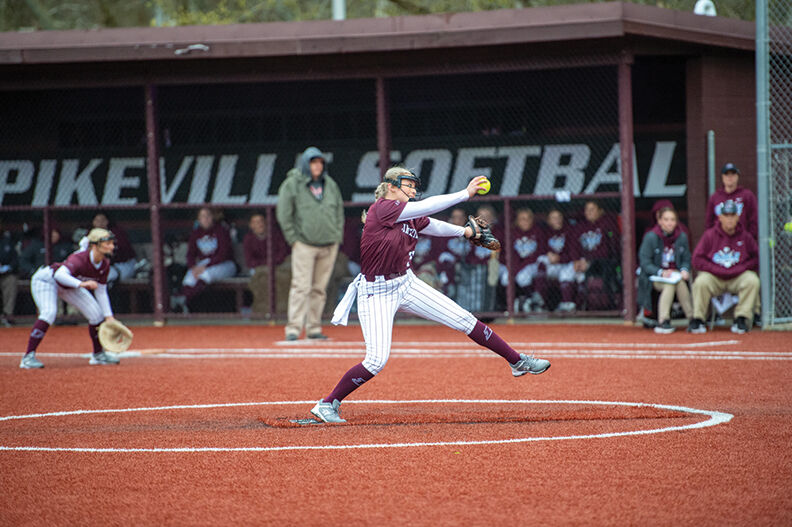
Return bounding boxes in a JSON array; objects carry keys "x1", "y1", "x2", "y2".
[{"x1": 477, "y1": 178, "x2": 491, "y2": 195}]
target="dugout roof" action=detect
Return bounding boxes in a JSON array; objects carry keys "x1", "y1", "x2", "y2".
[{"x1": 0, "y1": 2, "x2": 755, "y2": 89}]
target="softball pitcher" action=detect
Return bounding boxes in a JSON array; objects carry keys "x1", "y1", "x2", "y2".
[
  {"x1": 20, "y1": 228, "x2": 121, "y2": 369},
  {"x1": 311, "y1": 168, "x2": 550, "y2": 423}
]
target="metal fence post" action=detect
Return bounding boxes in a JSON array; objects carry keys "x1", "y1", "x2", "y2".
[
  {"x1": 707, "y1": 130, "x2": 716, "y2": 197},
  {"x1": 756, "y1": 0, "x2": 772, "y2": 328},
  {"x1": 619, "y1": 51, "x2": 636, "y2": 322},
  {"x1": 376, "y1": 77, "x2": 391, "y2": 180},
  {"x1": 43, "y1": 207, "x2": 51, "y2": 264},
  {"x1": 144, "y1": 84, "x2": 166, "y2": 325}
]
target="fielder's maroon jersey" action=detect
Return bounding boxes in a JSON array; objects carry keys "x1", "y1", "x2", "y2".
[
  {"x1": 546, "y1": 224, "x2": 580, "y2": 264},
  {"x1": 51, "y1": 249, "x2": 110, "y2": 286},
  {"x1": 360, "y1": 199, "x2": 430, "y2": 276}
]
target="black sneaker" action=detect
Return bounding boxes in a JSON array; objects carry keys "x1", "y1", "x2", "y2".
[
  {"x1": 654, "y1": 320, "x2": 675, "y2": 334},
  {"x1": 753, "y1": 314, "x2": 762, "y2": 329},
  {"x1": 731, "y1": 316, "x2": 749, "y2": 334},
  {"x1": 688, "y1": 318, "x2": 706, "y2": 334}
]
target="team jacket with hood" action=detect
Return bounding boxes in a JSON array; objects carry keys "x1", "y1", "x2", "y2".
[{"x1": 692, "y1": 222, "x2": 758, "y2": 280}]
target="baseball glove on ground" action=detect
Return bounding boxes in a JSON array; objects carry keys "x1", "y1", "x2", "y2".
[
  {"x1": 466, "y1": 215, "x2": 501, "y2": 251},
  {"x1": 98, "y1": 319, "x2": 134, "y2": 353}
]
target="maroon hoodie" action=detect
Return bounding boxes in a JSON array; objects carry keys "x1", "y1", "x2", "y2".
[
  {"x1": 504, "y1": 223, "x2": 546, "y2": 266},
  {"x1": 705, "y1": 187, "x2": 758, "y2": 239},
  {"x1": 243, "y1": 226, "x2": 289, "y2": 269},
  {"x1": 693, "y1": 222, "x2": 758, "y2": 279},
  {"x1": 545, "y1": 224, "x2": 580, "y2": 264},
  {"x1": 187, "y1": 223, "x2": 234, "y2": 268},
  {"x1": 109, "y1": 225, "x2": 136, "y2": 263},
  {"x1": 576, "y1": 214, "x2": 620, "y2": 261}
]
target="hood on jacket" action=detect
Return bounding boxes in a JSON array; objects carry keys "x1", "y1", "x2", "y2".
[
  {"x1": 296, "y1": 147, "x2": 327, "y2": 179},
  {"x1": 715, "y1": 219, "x2": 745, "y2": 238}
]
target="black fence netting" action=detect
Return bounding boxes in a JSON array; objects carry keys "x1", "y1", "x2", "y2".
[
  {"x1": 154, "y1": 80, "x2": 377, "y2": 316},
  {"x1": 1, "y1": 58, "x2": 692, "y2": 322},
  {"x1": 387, "y1": 67, "x2": 622, "y2": 316}
]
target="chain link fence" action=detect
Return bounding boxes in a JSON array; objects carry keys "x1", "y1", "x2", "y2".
[
  {"x1": 765, "y1": 0, "x2": 792, "y2": 324},
  {"x1": 0, "y1": 56, "x2": 693, "y2": 322},
  {"x1": 389, "y1": 66, "x2": 624, "y2": 316}
]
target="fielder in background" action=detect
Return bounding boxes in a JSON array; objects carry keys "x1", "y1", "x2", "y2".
[
  {"x1": 310, "y1": 168, "x2": 550, "y2": 423},
  {"x1": 20, "y1": 228, "x2": 121, "y2": 369}
]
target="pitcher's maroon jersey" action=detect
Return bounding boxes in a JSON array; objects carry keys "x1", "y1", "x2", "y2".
[{"x1": 360, "y1": 199, "x2": 430, "y2": 276}]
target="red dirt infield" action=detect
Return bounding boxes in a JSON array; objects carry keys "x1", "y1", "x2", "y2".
[{"x1": 1, "y1": 323, "x2": 791, "y2": 525}]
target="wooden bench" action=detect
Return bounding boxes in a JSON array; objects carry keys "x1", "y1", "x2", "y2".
[{"x1": 15, "y1": 276, "x2": 253, "y2": 315}]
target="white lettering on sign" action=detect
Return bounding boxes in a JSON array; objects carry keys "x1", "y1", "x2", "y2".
[
  {"x1": 353, "y1": 150, "x2": 401, "y2": 202},
  {"x1": 211, "y1": 155, "x2": 247, "y2": 204},
  {"x1": 0, "y1": 140, "x2": 685, "y2": 206},
  {"x1": 642, "y1": 142, "x2": 685, "y2": 197},
  {"x1": 404, "y1": 149, "x2": 453, "y2": 198},
  {"x1": 534, "y1": 144, "x2": 590, "y2": 195},
  {"x1": 0, "y1": 160, "x2": 34, "y2": 203},
  {"x1": 55, "y1": 159, "x2": 101, "y2": 205},
  {"x1": 102, "y1": 157, "x2": 144, "y2": 205},
  {"x1": 33, "y1": 160, "x2": 56, "y2": 206},
  {"x1": 450, "y1": 147, "x2": 496, "y2": 192},
  {"x1": 497, "y1": 146, "x2": 541, "y2": 196},
  {"x1": 249, "y1": 154, "x2": 277, "y2": 204}
]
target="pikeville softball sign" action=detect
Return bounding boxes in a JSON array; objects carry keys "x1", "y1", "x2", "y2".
[{"x1": 0, "y1": 139, "x2": 685, "y2": 207}]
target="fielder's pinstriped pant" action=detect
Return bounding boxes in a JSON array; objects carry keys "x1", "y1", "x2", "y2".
[
  {"x1": 357, "y1": 269, "x2": 477, "y2": 375},
  {"x1": 30, "y1": 267, "x2": 104, "y2": 325}
]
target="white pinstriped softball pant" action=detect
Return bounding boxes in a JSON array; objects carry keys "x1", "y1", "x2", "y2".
[
  {"x1": 357, "y1": 269, "x2": 477, "y2": 375},
  {"x1": 30, "y1": 267, "x2": 104, "y2": 325}
]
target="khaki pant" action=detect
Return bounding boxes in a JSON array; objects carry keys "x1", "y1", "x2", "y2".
[
  {"x1": 653, "y1": 280, "x2": 692, "y2": 323},
  {"x1": 286, "y1": 241, "x2": 339, "y2": 338},
  {"x1": 249, "y1": 260, "x2": 292, "y2": 316},
  {"x1": 1, "y1": 273, "x2": 17, "y2": 317},
  {"x1": 692, "y1": 271, "x2": 760, "y2": 323}
]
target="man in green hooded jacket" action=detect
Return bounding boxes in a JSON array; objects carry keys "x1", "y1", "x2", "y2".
[{"x1": 276, "y1": 147, "x2": 344, "y2": 340}]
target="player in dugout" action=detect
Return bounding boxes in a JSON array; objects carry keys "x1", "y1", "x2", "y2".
[{"x1": 309, "y1": 168, "x2": 550, "y2": 423}]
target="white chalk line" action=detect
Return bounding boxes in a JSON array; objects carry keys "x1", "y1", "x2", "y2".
[
  {"x1": 275, "y1": 340, "x2": 741, "y2": 348},
  {"x1": 3, "y1": 346, "x2": 788, "y2": 362},
  {"x1": 0, "y1": 399, "x2": 733, "y2": 453}
]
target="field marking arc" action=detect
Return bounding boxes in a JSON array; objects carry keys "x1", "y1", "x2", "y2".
[{"x1": 0, "y1": 399, "x2": 733, "y2": 453}]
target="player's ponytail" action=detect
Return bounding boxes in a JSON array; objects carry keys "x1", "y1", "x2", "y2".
[{"x1": 374, "y1": 181, "x2": 389, "y2": 199}]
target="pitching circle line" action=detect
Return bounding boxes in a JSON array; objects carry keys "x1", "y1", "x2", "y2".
[{"x1": 0, "y1": 399, "x2": 733, "y2": 453}]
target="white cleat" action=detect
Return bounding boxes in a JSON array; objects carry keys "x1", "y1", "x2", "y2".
[
  {"x1": 20, "y1": 352, "x2": 44, "y2": 369},
  {"x1": 510, "y1": 353, "x2": 550, "y2": 377},
  {"x1": 89, "y1": 351, "x2": 120, "y2": 365},
  {"x1": 310, "y1": 399, "x2": 346, "y2": 423}
]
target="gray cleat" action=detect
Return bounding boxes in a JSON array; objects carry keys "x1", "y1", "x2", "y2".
[
  {"x1": 89, "y1": 351, "x2": 120, "y2": 365},
  {"x1": 20, "y1": 352, "x2": 44, "y2": 369},
  {"x1": 310, "y1": 399, "x2": 346, "y2": 423},
  {"x1": 510, "y1": 353, "x2": 550, "y2": 377}
]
